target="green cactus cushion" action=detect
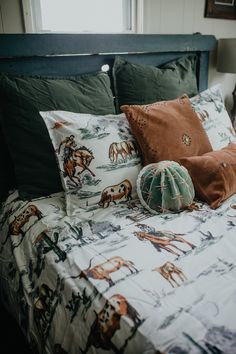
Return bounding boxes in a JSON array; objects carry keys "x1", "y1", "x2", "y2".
[{"x1": 137, "y1": 160, "x2": 195, "y2": 213}]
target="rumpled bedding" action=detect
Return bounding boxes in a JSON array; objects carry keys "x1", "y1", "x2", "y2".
[{"x1": 1, "y1": 190, "x2": 236, "y2": 354}]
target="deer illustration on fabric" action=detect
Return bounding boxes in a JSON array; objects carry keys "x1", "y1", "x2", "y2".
[{"x1": 153, "y1": 261, "x2": 187, "y2": 288}]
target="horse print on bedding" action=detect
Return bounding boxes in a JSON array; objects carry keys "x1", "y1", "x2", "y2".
[
  {"x1": 1, "y1": 204, "x2": 43, "y2": 246},
  {"x1": 57, "y1": 135, "x2": 95, "y2": 187},
  {"x1": 134, "y1": 224, "x2": 196, "y2": 257},
  {"x1": 109, "y1": 140, "x2": 137, "y2": 163},
  {"x1": 153, "y1": 261, "x2": 187, "y2": 288},
  {"x1": 80, "y1": 255, "x2": 138, "y2": 287},
  {"x1": 80, "y1": 294, "x2": 142, "y2": 354},
  {"x1": 40, "y1": 111, "x2": 142, "y2": 214}
]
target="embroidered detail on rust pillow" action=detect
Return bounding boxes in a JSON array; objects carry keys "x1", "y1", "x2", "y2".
[{"x1": 121, "y1": 95, "x2": 212, "y2": 165}]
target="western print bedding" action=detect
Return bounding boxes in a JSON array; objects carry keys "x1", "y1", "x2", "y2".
[{"x1": 1, "y1": 190, "x2": 236, "y2": 354}]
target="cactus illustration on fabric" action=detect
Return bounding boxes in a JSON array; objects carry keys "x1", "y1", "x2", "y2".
[{"x1": 137, "y1": 161, "x2": 195, "y2": 213}]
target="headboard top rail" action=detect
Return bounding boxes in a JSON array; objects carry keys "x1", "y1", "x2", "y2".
[{"x1": 0, "y1": 33, "x2": 216, "y2": 58}]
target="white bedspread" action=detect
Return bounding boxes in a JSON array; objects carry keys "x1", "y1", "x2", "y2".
[{"x1": 1, "y1": 190, "x2": 236, "y2": 354}]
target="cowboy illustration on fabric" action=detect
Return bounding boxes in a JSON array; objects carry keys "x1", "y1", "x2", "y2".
[{"x1": 58, "y1": 135, "x2": 77, "y2": 163}]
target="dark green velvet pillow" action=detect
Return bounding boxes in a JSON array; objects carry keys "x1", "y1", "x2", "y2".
[
  {"x1": 0, "y1": 72, "x2": 116, "y2": 200},
  {"x1": 113, "y1": 55, "x2": 198, "y2": 110}
]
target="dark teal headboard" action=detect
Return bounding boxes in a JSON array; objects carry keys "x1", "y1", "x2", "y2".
[{"x1": 0, "y1": 33, "x2": 216, "y2": 92}]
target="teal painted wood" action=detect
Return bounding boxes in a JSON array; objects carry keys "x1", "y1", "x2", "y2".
[
  {"x1": 0, "y1": 33, "x2": 216, "y2": 90},
  {"x1": 0, "y1": 33, "x2": 216, "y2": 57}
]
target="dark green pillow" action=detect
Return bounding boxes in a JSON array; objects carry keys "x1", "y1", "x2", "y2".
[
  {"x1": 0, "y1": 127, "x2": 15, "y2": 203},
  {"x1": 113, "y1": 55, "x2": 198, "y2": 110},
  {"x1": 0, "y1": 72, "x2": 116, "y2": 200}
]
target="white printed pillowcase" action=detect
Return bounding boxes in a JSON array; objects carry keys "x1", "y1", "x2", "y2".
[
  {"x1": 40, "y1": 111, "x2": 142, "y2": 216},
  {"x1": 190, "y1": 84, "x2": 236, "y2": 150}
]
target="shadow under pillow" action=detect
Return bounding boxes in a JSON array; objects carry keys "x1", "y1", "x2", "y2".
[
  {"x1": 121, "y1": 95, "x2": 212, "y2": 165},
  {"x1": 179, "y1": 143, "x2": 236, "y2": 209}
]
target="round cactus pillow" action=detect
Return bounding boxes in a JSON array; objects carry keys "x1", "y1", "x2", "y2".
[{"x1": 137, "y1": 160, "x2": 195, "y2": 213}]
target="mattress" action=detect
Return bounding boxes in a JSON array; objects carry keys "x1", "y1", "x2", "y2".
[{"x1": 1, "y1": 190, "x2": 236, "y2": 354}]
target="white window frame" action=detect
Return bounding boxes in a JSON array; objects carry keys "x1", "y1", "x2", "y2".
[{"x1": 22, "y1": 0, "x2": 143, "y2": 34}]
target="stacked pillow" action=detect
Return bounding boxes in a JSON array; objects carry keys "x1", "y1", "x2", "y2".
[
  {"x1": 121, "y1": 95, "x2": 212, "y2": 165},
  {"x1": 0, "y1": 54, "x2": 200, "y2": 210},
  {"x1": 0, "y1": 71, "x2": 116, "y2": 201},
  {"x1": 190, "y1": 84, "x2": 236, "y2": 150},
  {"x1": 40, "y1": 111, "x2": 142, "y2": 216},
  {"x1": 1, "y1": 53, "x2": 235, "y2": 213},
  {"x1": 121, "y1": 84, "x2": 236, "y2": 209}
]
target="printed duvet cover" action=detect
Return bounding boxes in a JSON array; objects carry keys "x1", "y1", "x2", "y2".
[{"x1": 1, "y1": 191, "x2": 236, "y2": 354}]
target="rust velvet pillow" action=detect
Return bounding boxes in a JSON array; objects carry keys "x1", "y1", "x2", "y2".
[
  {"x1": 121, "y1": 95, "x2": 212, "y2": 165},
  {"x1": 179, "y1": 143, "x2": 236, "y2": 209}
]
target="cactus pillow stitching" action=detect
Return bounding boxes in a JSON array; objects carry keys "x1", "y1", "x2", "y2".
[
  {"x1": 137, "y1": 161, "x2": 195, "y2": 214},
  {"x1": 40, "y1": 111, "x2": 142, "y2": 216},
  {"x1": 190, "y1": 84, "x2": 236, "y2": 150}
]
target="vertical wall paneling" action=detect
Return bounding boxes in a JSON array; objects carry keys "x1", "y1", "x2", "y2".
[
  {"x1": 143, "y1": 0, "x2": 162, "y2": 34},
  {"x1": 0, "y1": 0, "x2": 24, "y2": 33},
  {"x1": 143, "y1": 0, "x2": 236, "y2": 111},
  {"x1": 183, "y1": 0, "x2": 194, "y2": 34},
  {"x1": 0, "y1": 4, "x2": 3, "y2": 33},
  {"x1": 159, "y1": 0, "x2": 185, "y2": 34}
]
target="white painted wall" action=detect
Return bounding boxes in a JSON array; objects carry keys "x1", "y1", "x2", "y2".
[
  {"x1": 0, "y1": 0, "x2": 24, "y2": 33},
  {"x1": 143, "y1": 0, "x2": 236, "y2": 112}
]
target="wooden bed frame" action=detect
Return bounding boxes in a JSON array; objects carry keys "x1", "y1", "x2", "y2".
[{"x1": 0, "y1": 33, "x2": 216, "y2": 92}]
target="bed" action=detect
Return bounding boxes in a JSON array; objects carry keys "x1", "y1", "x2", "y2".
[{"x1": 1, "y1": 33, "x2": 236, "y2": 354}]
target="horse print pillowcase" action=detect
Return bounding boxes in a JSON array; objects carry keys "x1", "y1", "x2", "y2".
[
  {"x1": 40, "y1": 111, "x2": 142, "y2": 216},
  {"x1": 190, "y1": 84, "x2": 236, "y2": 150}
]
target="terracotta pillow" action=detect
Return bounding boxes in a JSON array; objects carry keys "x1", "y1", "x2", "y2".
[
  {"x1": 179, "y1": 143, "x2": 236, "y2": 209},
  {"x1": 121, "y1": 95, "x2": 212, "y2": 165}
]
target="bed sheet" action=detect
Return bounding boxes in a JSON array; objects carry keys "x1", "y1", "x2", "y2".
[{"x1": 1, "y1": 190, "x2": 236, "y2": 354}]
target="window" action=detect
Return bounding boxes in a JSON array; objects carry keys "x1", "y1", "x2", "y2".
[{"x1": 22, "y1": 0, "x2": 137, "y2": 33}]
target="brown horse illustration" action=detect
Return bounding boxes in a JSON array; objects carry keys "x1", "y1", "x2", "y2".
[
  {"x1": 109, "y1": 140, "x2": 136, "y2": 163},
  {"x1": 98, "y1": 179, "x2": 132, "y2": 208},
  {"x1": 153, "y1": 261, "x2": 187, "y2": 288},
  {"x1": 80, "y1": 294, "x2": 141, "y2": 354},
  {"x1": 2, "y1": 204, "x2": 43, "y2": 245},
  {"x1": 80, "y1": 256, "x2": 138, "y2": 286},
  {"x1": 134, "y1": 230, "x2": 195, "y2": 256},
  {"x1": 63, "y1": 146, "x2": 95, "y2": 186}
]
